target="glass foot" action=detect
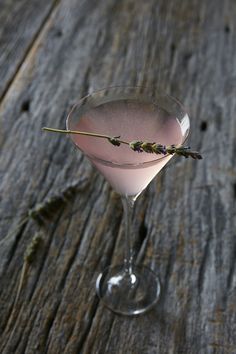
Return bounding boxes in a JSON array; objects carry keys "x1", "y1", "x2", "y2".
[{"x1": 96, "y1": 265, "x2": 161, "y2": 315}]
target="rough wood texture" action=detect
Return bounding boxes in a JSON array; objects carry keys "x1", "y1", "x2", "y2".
[
  {"x1": 0, "y1": 0, "x2": 58, "y2": 100},
  {"x1": 0, "y1": 0, "x2": 236, "y2": 353}
]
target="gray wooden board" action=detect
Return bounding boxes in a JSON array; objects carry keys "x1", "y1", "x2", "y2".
[
  {"x1": 0, "y1": 0, "x2": 59, "y2": 101},
  {"x1": 0, "y1": 0, "x2": 236, "y2": 353}
]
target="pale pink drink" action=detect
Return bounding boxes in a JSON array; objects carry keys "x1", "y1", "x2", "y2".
[
  {"x1": 66, "y1": 87, "x2": 190, "y2": 316},
  {"x1": 68, "y1": 99, "x2": 188, "y2": 198}
]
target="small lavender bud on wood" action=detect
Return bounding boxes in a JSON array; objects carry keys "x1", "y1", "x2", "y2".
[{"x1": 24, "y1": 233, "x2": 43, "y2": 264}]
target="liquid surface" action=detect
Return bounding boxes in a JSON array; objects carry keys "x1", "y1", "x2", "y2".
[{"x1": 69, "y1": 99, "x2": 188, "y2": 197}]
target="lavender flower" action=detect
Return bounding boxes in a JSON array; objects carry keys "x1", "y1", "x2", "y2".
[
  {"x1": 108, "y1": 136, "x2": 121, "y2": 146},
  {"x1": 42, "y1": 127, "x2": 202, "y2": 160}
]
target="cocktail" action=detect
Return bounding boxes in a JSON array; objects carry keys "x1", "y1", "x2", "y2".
[
  {"x1": 64, "y1": 86, "x2": 190, "y2": 315},
  {"x1": 43, "y1": 86, "x2": 196, "y2": 315}
]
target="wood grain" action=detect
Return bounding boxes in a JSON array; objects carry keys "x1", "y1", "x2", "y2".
[
  {"x1": 0, "y1": 0, "x2": 236, "y2": 353},
  {"x1": 0, "y1": 0, "x2": 59, "y2": 101}
]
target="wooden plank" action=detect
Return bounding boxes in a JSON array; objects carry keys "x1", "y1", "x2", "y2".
[
  {"x1": 0, "y1": 0, "x2": 236, "y2": 353},
  {"x1": 0, "y1": 0, "x2": 59, "y2": 100}
]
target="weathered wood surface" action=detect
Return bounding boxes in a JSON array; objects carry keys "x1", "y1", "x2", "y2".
[
  {"x1": 0, "y1": 0, "x2": 236, "y2": 353},
  {"x1": 0, "y1": 0, "x2": 59, "y2": 100}
]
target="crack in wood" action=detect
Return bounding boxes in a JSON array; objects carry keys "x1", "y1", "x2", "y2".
[
  {"x1": 79, "y1": 66, "x2": 92, "y2": 99},
  {"x1": 102, "y1": 315, "x2": 117, "y2": 354},
  {"x1": 226, "y1": 236, "x2": 236, "y2": 291},
  {"x1": 170, "y1": 42, "x2": 176, "y2": 63},
  {"x1": 157, "y1": 245, "x2": 175, "y2": 306},
  {"x1": 38, "y1": 299, "x2": 62, "y2": 353},
  {"x1": 197, "y1": 235, "x2": 211, "y2": 296},
  {"x1": 233, "y1": 183, "x2": 236, "y2": 199},
  {"x1": 3, "y1": 219, "x2": 29, "y2": 270},
  {"x1": 173, "y1": 309, "x2": 188, "y2": 353},
  {"x1": 66, "y1": 297, "x2": 100, "y2": 354}
]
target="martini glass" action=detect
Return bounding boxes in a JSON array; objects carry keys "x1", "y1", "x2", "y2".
[{"x1": 66, "y1": 86, "x2": 190, "y2": 315}]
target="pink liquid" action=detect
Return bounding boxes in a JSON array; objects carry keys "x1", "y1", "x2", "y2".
[{"x1": 69, "y1": 99, "x2": 188, "y2": 197}]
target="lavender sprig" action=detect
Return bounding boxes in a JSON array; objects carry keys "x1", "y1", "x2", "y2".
[
  {"x1": 129, "y1": 141, "x2": 202, "y2": 159},
  {"x1": 42, "y1": 127, "x2": 202, "y2": 160}
]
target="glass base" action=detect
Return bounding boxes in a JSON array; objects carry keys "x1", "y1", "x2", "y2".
[{"x1": 96, "y1": 265, "x2": 161, "y2": 315}]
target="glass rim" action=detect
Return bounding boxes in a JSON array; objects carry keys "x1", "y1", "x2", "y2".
[{"x1": 66, "y1": 85, "x2": 190, "y2": 167}]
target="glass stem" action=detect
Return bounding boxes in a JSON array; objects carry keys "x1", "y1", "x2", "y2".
[{"x1": 121, "y1": 196, "x2": 135, "y2": 275}]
